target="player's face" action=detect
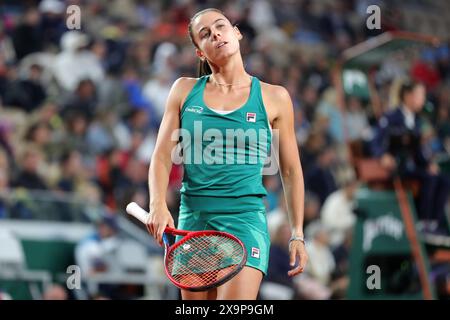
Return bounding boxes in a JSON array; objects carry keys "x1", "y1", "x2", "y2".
[{"x1": 191, "y1": 11, "x2": 242, "y2": 65}]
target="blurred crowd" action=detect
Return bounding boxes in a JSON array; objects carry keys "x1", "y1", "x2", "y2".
[{"x1": 0, "y1": 0, "x2": 449, "y2": 300}]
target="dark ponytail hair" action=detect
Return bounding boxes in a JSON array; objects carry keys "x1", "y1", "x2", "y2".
[
  {"x1": 198, "y1": 59, "x2": 212, "y2": 77},
  {"x1": 188, "y1": 8, "x2": 227, "y2": 77}
]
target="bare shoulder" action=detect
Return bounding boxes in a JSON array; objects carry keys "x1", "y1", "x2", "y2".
[
  {"x1": 172, "y1": 77, "x2": 198, "y2": 97},
  {"x1": 170, "y1": 77, "x2": 199, "y2": 110},
  {"x1": 259, "y1": 81, "x2": 293, "y2": 121},
  {"x1": 173, "y1": 76, "x2": 198, "y2": 89},
  {"x1": 260, "y1": 81, "x2": 290, "y2": 98}
]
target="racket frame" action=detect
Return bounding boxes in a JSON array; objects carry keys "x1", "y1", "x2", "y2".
[{"x1": 127, "y1": 202, "x2": 248, "y2": 292}]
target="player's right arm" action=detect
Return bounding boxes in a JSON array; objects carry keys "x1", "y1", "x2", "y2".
[{"x1": 148, "y1": 77, "x2": 196, "y2": 245}]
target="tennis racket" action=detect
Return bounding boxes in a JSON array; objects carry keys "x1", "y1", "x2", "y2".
[{"x1": 126, "y1": 202, "x2": 247, "y2": 291}]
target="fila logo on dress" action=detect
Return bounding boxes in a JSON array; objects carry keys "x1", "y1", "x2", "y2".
[{"x1": 246, "y1": 112, "x2": 256, "y2": 122}]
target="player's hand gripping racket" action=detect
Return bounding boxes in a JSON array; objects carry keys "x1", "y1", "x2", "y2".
[{"x1": 126, "y1": 202, "x2": 247, "y2": 291}]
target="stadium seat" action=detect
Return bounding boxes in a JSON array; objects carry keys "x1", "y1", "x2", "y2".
[
  {"x1": 116, "y1": 239, "x2": 149, "y2": 274},
  {"x1": 0, "y1": 230, "x2": 26, "y2": 272},
  {"x1": 0, "y1": 230, "x2": 52, "y2": 299}
]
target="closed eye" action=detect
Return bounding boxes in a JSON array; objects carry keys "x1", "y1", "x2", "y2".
[{"x1": 200, "y1": 31, "x2": 210, "y2": 39}]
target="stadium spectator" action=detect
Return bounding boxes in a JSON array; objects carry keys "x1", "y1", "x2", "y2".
[
  {"x1": 300, "y1": 128, "x2": 328, "y2": 173},
  {"x1": 372, "y1": 80, "x2": 450, "y2": 234},
  {"x1": 75, "y1": 214, "x2": 124, "y2": 299},
  {"x1": 75, "y1": 214, "x2": 120, "y2": 277},
  {"x1": 86, "y1": 111, "x2": 131, "y2": 155},
  {"x1": 304, "y1": 144, "x2": 338, "y2": 205},
  {"x1": 13, "y1": 147, "x2": 48, "y2": 191},
  {"x1": 24, "y1": 120, "x2": 54, "y2": 159},
  {"x1": 143, "y1": 70, "x2": 174, "y2": 122},
  {"x1": 53, "y1": 31, "x2": 104, "y2": 92},
  {"x1": 435, "y1": 100, "x2": 450, "y2": 144},
  {"x1": 263, "y1": 175, "x2": 282, "y2": 212},
  {"x1": 330, "y1": 229, "x2": 352, "y2": 299},
  {"x1": 61, "y1": 78, "x2": 98, "y2": 121},
  {"x1": 267, "y1": 192, "x2": 288, "y2": 237},
  {"x1": 320, "y1": 166, "x2": 358, "y2": 248},
  {"x1": 59, "y1": 111, "x2": 91, "y2": 158},
  {"x1": 0, "y1": 149, "x2": 9, "y2": 218},
  {"x1": 264, "y1": 221, "x2": 299, "y2": 299},
  {"x1": 303, "y1": 192, "x2": 321, "y2": 229},
  {"x1": 305, "y1": 222, "x2": 351, "y2": 297},
  {"x1": 11, "y1": 8, "x2": 43, "y2": 61},
  {"x1": 345, "y1": 95, "x2": 370, "y2": 141},
  {"x1": 42, "y1": 284, "x2": 68, "y2": 300},
  {"x1": 304, "y1": 221, "x2": 336, "y2": 286},
  {"x1": 56, "y1": 150, "x2": 84, "y2": 193},
  {"x1": 2, "y1": 63, "x2": 46, "y2": 112},
  {"x1": 38, "y1": 0, "x2": 66, "y2": 49},
  {"x1": 111, "y1": 156, "x2": 148, "y2": 208}
]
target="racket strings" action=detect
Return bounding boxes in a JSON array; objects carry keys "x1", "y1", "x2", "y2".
[{"x1": 166, "y1": 234, "x2": 245, "y2": 288}]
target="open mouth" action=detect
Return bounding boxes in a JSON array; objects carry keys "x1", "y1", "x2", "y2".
[{"x1": 216, "y1": 41, "x2": 228, "y2": 49}]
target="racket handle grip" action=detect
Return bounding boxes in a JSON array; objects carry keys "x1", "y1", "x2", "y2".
[
  {"x1": 126, "y1": 202, "x2": 189, "y2": 236},
  {"x1": 126, "y1": 202, "x2": 149, "y2": 224}
]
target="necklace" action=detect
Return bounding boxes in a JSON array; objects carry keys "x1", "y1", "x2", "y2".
[{"x1": 210, "y1": 75, "x2": 252, "y2": 88}]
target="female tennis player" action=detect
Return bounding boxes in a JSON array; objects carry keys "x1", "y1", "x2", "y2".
[{"x1": 147, "y1": 8, "x2": 308, "y2": 300}]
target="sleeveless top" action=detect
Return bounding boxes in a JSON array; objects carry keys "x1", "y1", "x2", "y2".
[{"x1": 178, "y1": 75, "x2": 272, "y2": 213}]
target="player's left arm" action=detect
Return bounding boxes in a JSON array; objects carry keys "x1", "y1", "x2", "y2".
[{"x1": 265, "y1": 84, "x2": 308, "y2": 277}]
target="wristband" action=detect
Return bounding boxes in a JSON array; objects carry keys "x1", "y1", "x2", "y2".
[{"x1": 289, "y1": 235, "x2": 305, "y2": 244}]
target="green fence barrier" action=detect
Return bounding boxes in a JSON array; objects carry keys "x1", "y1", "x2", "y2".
[
  {"x1": 347, "y1": 188, "x2": 435, "y2": 299},
  {"x1": 0, "y1": 239, "x2": 76, "y2": 300}
]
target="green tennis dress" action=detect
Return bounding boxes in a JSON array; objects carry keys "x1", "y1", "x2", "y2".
[{"x1": 177, "y1": 75, "x2": 272, "y2": 275}]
